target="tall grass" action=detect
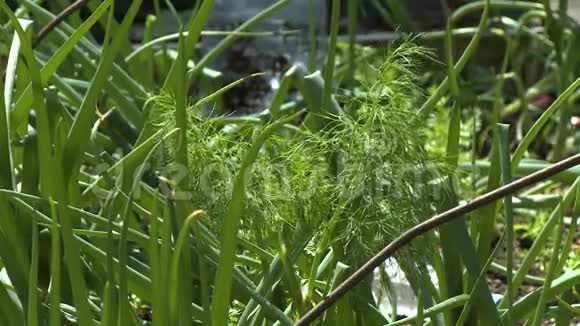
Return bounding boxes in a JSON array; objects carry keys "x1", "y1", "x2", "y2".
[{"x1": 0, "y1": 0, "x2": 579, "y2": 325}]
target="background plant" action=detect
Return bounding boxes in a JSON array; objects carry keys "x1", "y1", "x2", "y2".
[{"x1": 0, "y1": 0, "x2": 578, "y2": 325}]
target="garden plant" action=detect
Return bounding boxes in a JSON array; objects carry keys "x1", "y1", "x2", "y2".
[{"x1": 0, "y1": 0, "x2": 578, "y2": 325}]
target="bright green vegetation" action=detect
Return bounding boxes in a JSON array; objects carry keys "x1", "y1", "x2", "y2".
[{"x1": 0, "y1": 0, "x2": 579, "y2": 325}]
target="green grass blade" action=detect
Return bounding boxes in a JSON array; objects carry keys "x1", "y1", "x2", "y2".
[
  {"x1": 456, "y1": 230, "x2": 507, "y2": 326},
  {"x1": 498, "y1": 177, "x2": 580, "y2": 308},
  {"x1": 324, "y1": 0, "x2": 340, "y2": 114},
  {"x1": 48, "y1": 198, "x2": 61, "y2": 326},
  {"x1": 169, "y1": 31, "x2": 196, "y2": 325},
  {"x1": 531, "y1": 205, "x2": 565, "y2": 325},
  {"x1": 63, "y1": 0, "x2": 143, "y2": 198},
  {"x1": 497, "y1": 123, "x2": 514, "y2": 324},
  {"x1": 163, "y1": 0, "x2": 214, "y2": 89},
  {"x1": 211, "y1": 110, "x2": 304, "y2": 326},
  {"x1": 26, "y1": 213, "x2": 39, "y2": 326},
  {"x1": 0, "y1": 29, "x2": 13, "y2": 190},
  {"x1": 476, "y1": 139, "x2": 501, "y2": 263},
  {"x1": 101, "y1": 281, "x2": 116, "y2": 326},
  {"x1": 417, "y1": 0, "x2": 491, "y2": 117},
  {"x1": 195, "y1": 72, "x2": 264, "y2": 108},
  {"x1": 169, "y1": 211, "x2": 206, "y2": 325},
  {"x1": 512, "y1": 78, "x2": 580, "y2": 170},
  {"x1": 387, "y1": 295, "x2": 470, "y2": 326},
  {"x1": 555, "y1": 185, "x2": 579, "y2": 275},
  {"x1": 3, "y1": 18, "x2": 32, "y2": 116},
  {"x1": 308, "y1": 0, "x2": 317, "y2": 73},
  {"x1": 503, "y1": 270, "x2": 580, "y2": 322},
  {"x1": 10, "y1": 0, "x2": 113, "y2": 131},
  {"x1": 452, "y1": 221, "x2": 502, "y2": 325}
]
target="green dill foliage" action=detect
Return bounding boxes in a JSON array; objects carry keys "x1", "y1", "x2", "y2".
[
  {"x1": 328, "y1": 43, "x2": 439, "y2": 270},
  {"x1": 149, "y1": 94, "x2": 336, "y2": 246},
  {"x1": 149, "y1": 43, "x2": 440, "y2": 276}
]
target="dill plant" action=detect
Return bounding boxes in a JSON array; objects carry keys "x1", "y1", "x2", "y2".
[{"x1": 150, "y1": 42, "x2": 441, "y2": 286}]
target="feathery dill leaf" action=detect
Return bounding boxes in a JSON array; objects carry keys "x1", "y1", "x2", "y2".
[{"x1": 148, "y1": 42, "x2": 442, "y2": 282}]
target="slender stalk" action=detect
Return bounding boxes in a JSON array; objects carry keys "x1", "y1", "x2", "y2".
[
  {"x1": 497, "y1": 124, "x2": 514, "y2": 325},
  {"x1": 308, "y1": 0, "x2": 316, "y2": 73},
  {"x1": 347, "y1": 0, "x2": 358, "y2": 89},
  {"x1": 323, "y1": 0, "x2": 340, "y2": 114}
]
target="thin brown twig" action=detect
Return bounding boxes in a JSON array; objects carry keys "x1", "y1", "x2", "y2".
[
  {"x1": 32, "y1": 0, "x2": 89, "y2": 48},
  {"x1": 296, "y1": 152, "x2": 580, "y2": 325}
]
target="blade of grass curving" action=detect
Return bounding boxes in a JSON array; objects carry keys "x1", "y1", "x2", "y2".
[
  {"x1": 497, "y1": 123, "x2": 514, "y2": 324},
  {"x1": 0, "y1": 34, "x2": 13, "y2": 190},
  {"x1": 1, "y1": 191, "x2": 150, "y2": 248},
  {"x1": 461, "y1": 159, "x2": 580, "y2": 184},
  {"x1": 0, "y1": 13, "x2": 55, "y2": 197},
  {"x1": 82, "y1": 128, "x2": 173, "y2": 196},
  {"x1": 19, "y1": 0, "x2": 146, "y2": 123},
  {"x1": 63, "y1": 0, "x2": 142, "y2": 200},
  {"x1": 4, "y1": 196, "x2": 156, "y2": 306},
  {"x1": 125, "y1": 30, "x2": 299, "y2": 63},
  {"x1": 0, "y1": 7, "x2": 56, "y2": 319},
  {"x1": 3, "y1": 18, "x2": 32, "y2": 117},
  {"x1": 194, "y1": 72, "x2": 265, "y2": 108},
  {"x1": 48, "y1": 198, "x2": 61, "y2": 326},
  {"x1": 512, "y1": 78, "x2": 580, "y2": 171},
  {"x1": 268, "y1": 66, "x2": 298, "y2": 119},
  {"x1": 387, "y1": 295, "x2": 470, "y2": 326},
  {"x1": 11, "y1": 0, "x2": 113, "y2": 130},
  {"x1": 168, "y1": 210, "x2": 206, "y2": 325},
  {"x1": 211, "y1": 109, "x2": 305, "y2": 326}
]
